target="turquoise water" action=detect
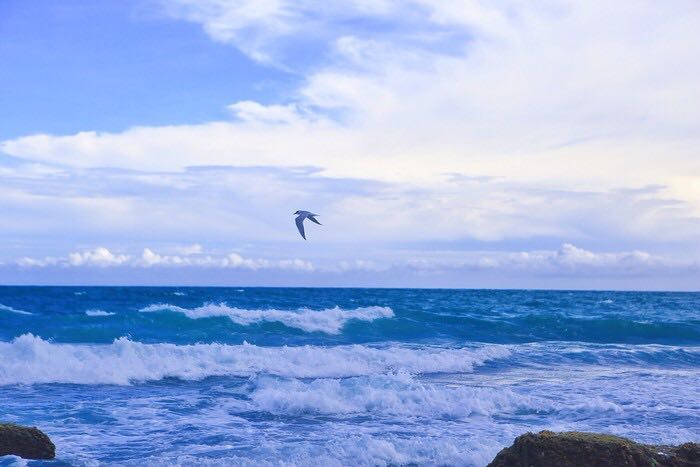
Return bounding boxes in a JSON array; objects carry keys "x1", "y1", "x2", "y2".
[{"x1": 0, "y1": 287, "x2": 698, "y2": 465}]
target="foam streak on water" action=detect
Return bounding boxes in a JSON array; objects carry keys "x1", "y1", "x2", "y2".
[{"x1": 0, "y1": 304, "x2": 32, "y2": 315}]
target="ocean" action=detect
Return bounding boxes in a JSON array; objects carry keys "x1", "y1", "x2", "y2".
[{"x1": 0, "y1": 287, "x2": 698, "y2": 466}]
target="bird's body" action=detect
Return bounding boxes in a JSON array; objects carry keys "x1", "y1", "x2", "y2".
[{"x1": 294, "y1": 210, "x2": 321, "y2": 239}]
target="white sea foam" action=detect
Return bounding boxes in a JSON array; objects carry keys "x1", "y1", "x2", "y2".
[
  {"x1": 173, "y1": 292, "x2": 186, "y2": 296},
  {"x1": 139, "y1": 303, "x2": 394, "y2": 334},
  {"x1": 0, "y1": 455, "x2": 29, "y2": 467},
  {"x1": 123, "y1": 434, "x2": 492, "y2": 467},
  {"x1": 248, "y1": 373, "x2": 539, "y2": 418},
  {"x1": 0, "y1": 334, "x2": 509, "y2": 385},
  {"x1": 0, "y1": 304, "x2": 32, "y2": 315},
  {"x1": 85, "y1": 309, "x2": 115, "y2": 317},
  {"x1": 243, "y1": 373, "x2": 630, "y2": 420},
  {"x1": 509, "y1": 342, "x2": 700, "y2": 367}
]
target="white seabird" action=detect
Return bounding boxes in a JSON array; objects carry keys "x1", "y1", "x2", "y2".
[{"x1": 294, "y1": 210, "x2": 321, "y2": 240}]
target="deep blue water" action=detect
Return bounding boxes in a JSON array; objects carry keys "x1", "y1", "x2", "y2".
[{"x1": 0, "y1": 287, "x2": 698, "y2": 466}]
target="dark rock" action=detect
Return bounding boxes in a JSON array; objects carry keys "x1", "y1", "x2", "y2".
[
  {"x1": 487, "y1": 430, "x2": 700, "y2": 467},
  {"x1": 0, "y1": 423, "x2": 55, "y2": 460}
]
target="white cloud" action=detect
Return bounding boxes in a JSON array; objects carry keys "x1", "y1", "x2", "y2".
[
  {"x1": 137, "y1": 248, "x2": 314, "y2": 271},
  {"x1": 0, "y1": 143, "x2": 698, "y2": 260},
  {"x1": 336, "y1": 259, "x2": 386, "y2": 272},
  {"x1": 12, "y1": 243, "x2": 694, "y2": 280},
  {"x1": 160, "y1": 0, "x2": 298, "y2": 63},
  {"x1": 395, "y1": 243, "x2": 683, "y2": 277},
  {"x1": 15, "y1": 247, "x2": 314, "y2": 272},
  {"x1": 492, "y1": 243, "x2": 661, "y2": 273},
  {"x1": 139, "y1": 248, "x2": 185, "y2": 267},
  {"x1": 16, "y1": 256, "x2": 60, "y2": 268},
  {"x1": 276, "y1": 258, "x2": 315, "y2": 272},
  {"x1": 159, "y1": 0, "x2": 409, "y2": 64},
  {"x1": 4, "y1": 1, "x2": 699, "y2": 188},
  {"x1": 67, "y1": 248, "x2": 130, "y2": 267},
  {"x1": 173, "y1": 244, "x2": 203, "y2": 255},
  {"x1": 222, "y1": 252, "x2": 261, "y2": 268},
  {"x1": 219, "y1": 253, "x2": 314, "y2": 271},
  {"x1": 228, "y1": 101, "x2": 308, "y2": 124}
]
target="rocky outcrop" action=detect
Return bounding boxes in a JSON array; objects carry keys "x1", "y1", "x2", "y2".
[
  {"x1": 0, "y1": 423, "x2": 55, "y2": 460},
  {"x1": 488, "y1": 430, "x2": 700, "y2": 467}
]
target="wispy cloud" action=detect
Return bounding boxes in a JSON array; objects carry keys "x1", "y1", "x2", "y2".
[
  {"x1": 1, "y1": 160, "x2": 697, "y2": 253},
  {"x1": 6, "y1": 1, "x2": 699, "y2": 182},
  {"x1": 402, "y1": 243, "x2": 669, "y2": 275}
]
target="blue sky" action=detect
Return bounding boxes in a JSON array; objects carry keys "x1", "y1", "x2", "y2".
[
  {"x1": 1, "y1": 0, "x2": 699, "y2": 289},
  {"x1": 0, "y1": 0, "x2": 292, "y2": 138}
]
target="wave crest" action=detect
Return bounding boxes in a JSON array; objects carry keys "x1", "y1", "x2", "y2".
[
  {"x1": 85, "y1": 309, "x2": 115, "y2": 317},
  {"x1": 0, "y1": 334, "x2": 509, "y2": 386},
  {"x1": 139, "y1": 303, "x2": 394, "y2": 334},
  {"x1": 0, "y1": 304, "x2": 32, "y2": 315}
]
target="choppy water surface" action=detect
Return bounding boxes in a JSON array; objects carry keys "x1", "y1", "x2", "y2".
[{"x1": 0, "y1": 287, "x2": 698, "y2": 466}]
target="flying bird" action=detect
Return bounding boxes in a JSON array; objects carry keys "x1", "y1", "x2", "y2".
[{"x1": 294, "y1": 210, "x2": 321, "y2": 240}]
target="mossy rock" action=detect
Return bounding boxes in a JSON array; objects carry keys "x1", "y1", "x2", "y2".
[
  {"x1": 488, "y1": 430, "x2": 700, "y2": 467},
  {"x1": 0, "y1": 423, "x2": 55, "y2": 460}
]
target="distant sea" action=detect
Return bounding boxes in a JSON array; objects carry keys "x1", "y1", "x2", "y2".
[{"x1": 0, "y1": 287, "x2": 698, "y2": 466}]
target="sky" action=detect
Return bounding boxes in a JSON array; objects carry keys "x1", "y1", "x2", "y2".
[{"x1": 1, "y1": 0, "x2": 699, "y2": 289}]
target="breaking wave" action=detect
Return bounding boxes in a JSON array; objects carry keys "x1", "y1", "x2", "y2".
[
  {"x1": 0, "y1": 334, "x2": 509, "y2": 385},
  {"x1": 139, "y1": 303, "x2": 394, "y2": 334}
]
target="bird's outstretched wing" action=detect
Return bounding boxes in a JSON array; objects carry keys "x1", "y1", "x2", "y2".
[
  {"x1": 295, "y1": 216, "x2": 306, "y2": 240},
  {"x1": 308, "y1": 215, "x2": 322, "y2": 225}
]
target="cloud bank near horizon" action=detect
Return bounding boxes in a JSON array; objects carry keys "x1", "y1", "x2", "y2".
[{"x1": 9, "y1": 242, "x2": 698, "y2": 274}]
